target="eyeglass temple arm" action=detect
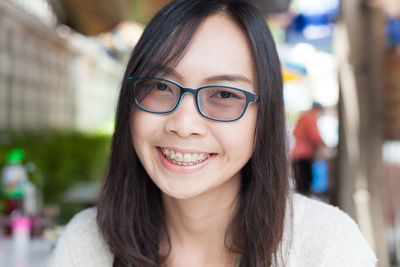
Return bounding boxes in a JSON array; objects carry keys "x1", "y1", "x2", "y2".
[{"x1": 251, "y1": 94, "x2": 258, "y2": 102}]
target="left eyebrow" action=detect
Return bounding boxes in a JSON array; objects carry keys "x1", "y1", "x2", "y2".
[{"x1": 203, "y1": 74, "x2": 252, "y2": 85}]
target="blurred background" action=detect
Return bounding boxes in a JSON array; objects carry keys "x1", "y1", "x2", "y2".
[{"x1": 0, "y1": 0, "x2": 399, "y2": 266}]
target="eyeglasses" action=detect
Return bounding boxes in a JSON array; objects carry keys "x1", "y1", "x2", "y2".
[{"x1": 129, "y1": 77, "x2": 258, "y2": 122}]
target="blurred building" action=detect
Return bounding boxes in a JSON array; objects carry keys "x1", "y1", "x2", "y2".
[
  {"x1": 0, "y1": 0, "x2": 70, "y2": 131},
  {"x1": 0, "y1": 0, "x2": 141, "y2": 132}
]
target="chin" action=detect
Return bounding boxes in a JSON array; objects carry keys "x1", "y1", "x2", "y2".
[{"x1": 160, "y1": 186, "x2": 205, "y2": 200}]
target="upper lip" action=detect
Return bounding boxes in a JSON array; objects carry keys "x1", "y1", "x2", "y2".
[{"x1": 158, "y1": 146, "x2": 215, "y2": 154}]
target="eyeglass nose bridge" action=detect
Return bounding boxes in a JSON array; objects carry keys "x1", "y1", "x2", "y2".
[{"x1": 174, "y1": 86, "x2": 203, "y2": 114}]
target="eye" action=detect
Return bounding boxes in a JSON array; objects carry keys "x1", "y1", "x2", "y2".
[
  {"x1": 217, "y1": 91, "x2": 234, "y2": 98},
  {"x1": 214, "y1": 90, "x2": 243, "y2": 99},
  {"x1": 156, "y1": 82, "x2": 168, "y2": 91}
]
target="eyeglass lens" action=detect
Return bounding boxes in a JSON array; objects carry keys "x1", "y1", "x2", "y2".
[{"x1": 134, "y1": 78, "x2": 248, "y2": 121}]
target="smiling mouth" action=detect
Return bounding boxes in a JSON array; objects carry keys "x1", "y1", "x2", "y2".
[{"x1": 160, "y1": 147, "x2": 214, "y2": 166}]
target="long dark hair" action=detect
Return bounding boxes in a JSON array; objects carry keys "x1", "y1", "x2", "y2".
[{"x1": 97, "y1": 0, "x2": 289, "y2": 266}]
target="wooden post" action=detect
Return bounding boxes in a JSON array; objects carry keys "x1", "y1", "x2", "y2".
[{"x1": 334, "y1": 0, "x2": 389, "y2": 265}]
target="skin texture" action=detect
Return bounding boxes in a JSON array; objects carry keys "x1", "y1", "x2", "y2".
[{"x1": 131, "y1": 13, "x2": 257, "y2": 266}]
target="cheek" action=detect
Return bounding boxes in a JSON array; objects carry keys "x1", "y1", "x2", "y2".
[
  {"x1": 218, "y1": 108, "x2": 257, "y2": 158},
  {"x1": 130, "y1": 111, "x2": 154, "y2": 153}
]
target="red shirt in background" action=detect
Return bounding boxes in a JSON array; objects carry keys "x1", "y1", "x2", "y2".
[{"x1": 292, "y1": 109, "x2": 324, "y2": 161}]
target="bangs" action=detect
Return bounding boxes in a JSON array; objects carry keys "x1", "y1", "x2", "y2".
[{"x1": 127, "y1": 5, "x2": 229, "y2": 79}]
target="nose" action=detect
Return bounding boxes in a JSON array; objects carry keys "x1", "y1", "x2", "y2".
[{"x1": 164, "y1": 93, "x2": 207, "y2": 138}]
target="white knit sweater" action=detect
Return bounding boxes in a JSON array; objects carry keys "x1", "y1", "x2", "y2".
[{"x1": 47, "y1": 194, "x2": 377, "y2": 267}]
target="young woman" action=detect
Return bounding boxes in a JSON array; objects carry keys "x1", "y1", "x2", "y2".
[{"x1": 48, "y1": 0, "x2": 377, "y2": 266}]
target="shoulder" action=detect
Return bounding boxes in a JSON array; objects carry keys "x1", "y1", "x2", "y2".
[
  {"x1": 286, "y1": 193, "x2": 377, "y2": 267},
  {"x1": 47, "y1": 207, "x2": 113, "y2": 267},
  {"x1": 292, "y1": 193, "x2": 354, "y2": 227}
]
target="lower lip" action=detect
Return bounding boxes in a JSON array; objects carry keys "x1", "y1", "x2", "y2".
[{"x1": 157, "y1": 147, "x2": 213, "y2": 174}]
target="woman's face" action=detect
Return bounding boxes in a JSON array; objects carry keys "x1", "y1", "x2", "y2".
[{"x1": 131, "y1": 13, "x2": 258, "y2": 200}]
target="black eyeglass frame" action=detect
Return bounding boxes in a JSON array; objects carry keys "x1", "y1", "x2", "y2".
[{"x1": 128, "y1": 76, "x2": 258, "y2": 122}]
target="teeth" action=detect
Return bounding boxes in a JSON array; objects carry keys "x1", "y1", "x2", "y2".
[
  {"x1": 183, "y1": 153, "x2": 191, "y2": 163},
  {"x1": 198, "y1": 153, "x2": 205, "y2": 161},
  {"x1": 175, "y1": 152, "x2": 182, "y2": 162},
  {"x1": 161, "y1": 148, "x2": 211, "y2": 165},
  {"x1": 191, "y1": 153, "x2": 198, "y2": 163}
]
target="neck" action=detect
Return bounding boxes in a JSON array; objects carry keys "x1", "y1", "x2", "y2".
[{"x1": 162, "y1": 175, "x2": 241, "y2": 264}]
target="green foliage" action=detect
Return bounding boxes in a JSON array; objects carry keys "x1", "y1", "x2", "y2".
[{"x1": 0, "y1": 131, "x2": 111, "y2": 223}]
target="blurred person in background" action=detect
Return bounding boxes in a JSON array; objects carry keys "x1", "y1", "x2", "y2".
[
  {"x1": 48, "y1": 1, "x2": 376, "y2": 266},
  {"x1": 292, "y1": 102, "x2": 325, "y2": 196}
]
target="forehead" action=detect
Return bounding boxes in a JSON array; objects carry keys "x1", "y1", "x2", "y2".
[{"x1": 172, "y1": 13, "x2": 256, "y2": 89}]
